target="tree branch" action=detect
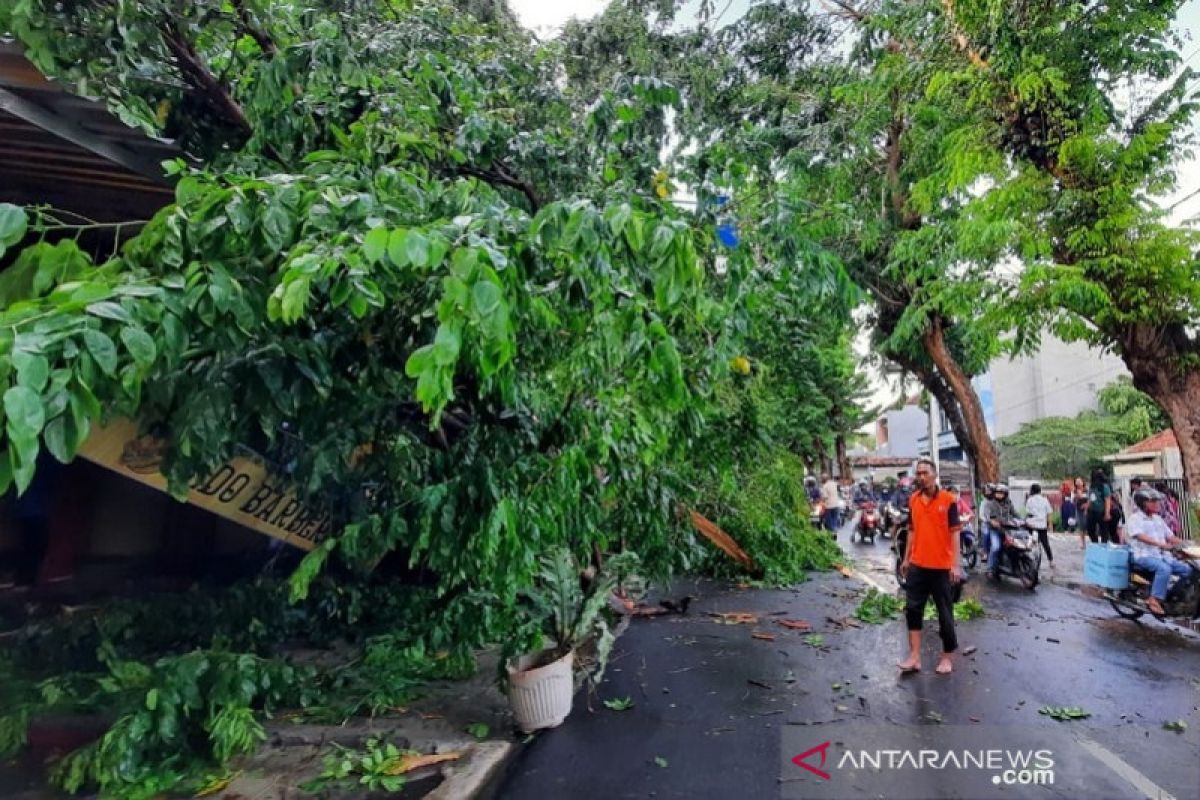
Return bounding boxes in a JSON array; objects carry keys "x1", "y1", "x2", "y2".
[
  {"x1": 455, "y1": 161, "x2": 541, "y2": 212},
  {"x1": 160, "y1": 20, "x2": 286, "y2": 165},
  {"x1": 231, "y1": 0, "x2": 279, "y2": 57}
]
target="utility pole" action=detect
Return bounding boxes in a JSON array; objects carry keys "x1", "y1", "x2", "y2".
[{"x1": 928, "y1": 394, "x2": 940, "y2": 475}]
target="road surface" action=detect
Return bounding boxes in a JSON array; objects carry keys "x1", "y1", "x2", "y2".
[{"x1": 497, "y1": 519, "x2": 1200, "y2": 799}]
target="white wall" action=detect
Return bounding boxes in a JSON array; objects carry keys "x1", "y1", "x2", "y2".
[
  {"x1": 990, "y1": 336, "x2": 1127, "y2": 438},
  {"x1": 879, "y1": 405, "x2": 926, "y2": 458}
]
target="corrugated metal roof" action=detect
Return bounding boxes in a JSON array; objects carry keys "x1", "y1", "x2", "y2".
[{"x1": 0, "y1": 41, "x2": 178, "y2": 225}]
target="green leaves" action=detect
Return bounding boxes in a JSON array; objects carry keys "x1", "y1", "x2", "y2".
[
  {"x1": 387, "y1": 229, "x2": 409, "y2": 267},
  {"x1": 83, "y1": 330, "x2": 119, "y2": 378},
  {"x1": 1038, "y1": 706, "x2": 1091, "y2": 721},
  {"x1": 363, "y1": 227, "x2": 389, "y2": 264},
  {"x1": 0, "y1": 203, "x2": 27, "y2": 259},
  {"x1": 120, "y1": 327, "x2": 157, "y2": 368},
  {"x1": 4, "y1": 386, "x2": 45, "y2": 437}
]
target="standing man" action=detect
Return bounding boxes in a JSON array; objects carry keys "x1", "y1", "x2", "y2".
[
  {"x1": 898, "y1": 458, "x2": 963, "y2": 675},
  {"x1": 1024, "y1": 483, "x2": 1055, "y2": 572},
  {"x1": 1086, "y1": 468, "x2": 1115, "y2": 544},
  {"x1": 820, "y1": 473, "x2": 844, "y2": 534}
]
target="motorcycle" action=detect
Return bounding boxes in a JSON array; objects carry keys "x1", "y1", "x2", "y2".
[
  {"x1": 881, "y1": 502, "x2": 903, "y2": 540},
  {"x1": 1106, "y1": 547, "x2": 1200, "y2": 621},
  {"x1": 853, "y1": 500, "x2": 881, "y2": 544},
  {"x1": 959, "y1": 512, "x2": 978, "y2": 570},
  {"x1": 984, "y1": 519, "x2": 1040, "y2": 590}
]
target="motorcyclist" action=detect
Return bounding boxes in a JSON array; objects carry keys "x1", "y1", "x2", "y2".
[
  {"x1": 1128, "y1": 488, "x2": 1196, "y2": 616},
  {"x1": 983, "y1": 483, "x2": 1018, "y2": 580},
  {"x1": 887, "y1": 476, "x2": 914, "y2": 537},
  {"x1": 853, "y1": 480, "x2": 876, "y2": 507},
  {"x1": 804, "y1": 476, "x2": 820, "y2": 506}
]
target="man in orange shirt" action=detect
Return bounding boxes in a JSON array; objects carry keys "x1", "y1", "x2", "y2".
[{"x1": 897, "y1": 458, "x2": 963, "y2": 675}]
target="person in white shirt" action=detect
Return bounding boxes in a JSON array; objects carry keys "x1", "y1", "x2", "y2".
[
  {"x1": 820, "y1": 473, "x2": 844, "y2": 533},
  {"x1": 1127, "y1": 488, "x2": 1194, "y2": 616},
  {"x1": 1024, "y1": 484, "x2": 1055, "y2": 571}
]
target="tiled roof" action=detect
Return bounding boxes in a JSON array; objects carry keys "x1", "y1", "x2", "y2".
[
  {"x1": 851, "y1": 455, "x2": 913, "y2": 467},
  {"x1": 1122, "y1": 429, "x2": 1178, "y2": 454}
]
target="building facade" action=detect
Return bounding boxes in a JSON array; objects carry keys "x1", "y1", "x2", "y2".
[
  {"x1": 874, "y1": 399, "x2": 926, "y2": 459},
  {"x1": 989, "y1": 335, "x2": 1127, "y2": 438}
]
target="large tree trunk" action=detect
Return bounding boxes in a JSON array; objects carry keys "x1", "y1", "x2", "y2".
[
  {"x1": 1122, "y1": 326, "x2": 1200, "y2": 504},
  {"x1": 886, "y1": 345, "x2": 995, "y2": 485},
  {"x1": 835, "y1": 433, "x2": 851, "y2": 480},
  {"x1": 920, "y1": 316, "x2": 1001, "y2": 484}
]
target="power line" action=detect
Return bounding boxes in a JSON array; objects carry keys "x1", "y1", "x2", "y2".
[{"x1": 991, "y1": 364, "x2": 1127, "y2": 420}]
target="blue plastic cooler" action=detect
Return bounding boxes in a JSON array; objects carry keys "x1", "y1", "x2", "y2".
[{"x1": 1083, "y1": 543, "x2": 1130, "y2": 589}]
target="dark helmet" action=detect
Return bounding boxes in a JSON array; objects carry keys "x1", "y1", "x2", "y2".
[{"x1": 1133, "y1": 487, "x2": 1163, "y2": 510}]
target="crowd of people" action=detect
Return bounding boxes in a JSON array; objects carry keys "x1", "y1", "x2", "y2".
[{"x1": 1057, "y1": 472, "x2": 1188, "y2": 547}]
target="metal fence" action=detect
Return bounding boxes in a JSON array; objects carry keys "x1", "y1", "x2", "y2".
[
  {"x1": 1116, "y1": 476, "x2": 1193, "y2": 540},
  {"x1": 1007, "y1": 476, "x2": 1193, "y2": 540}
]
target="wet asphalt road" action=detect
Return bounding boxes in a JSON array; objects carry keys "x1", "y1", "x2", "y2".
[{"x1": 497, "y1": 520, "x2": 1200, "y2": 800}]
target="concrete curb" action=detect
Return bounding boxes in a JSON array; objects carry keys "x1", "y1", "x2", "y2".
[{"x1": 427, "y1": 740, "x2": 514, "y2": 800}]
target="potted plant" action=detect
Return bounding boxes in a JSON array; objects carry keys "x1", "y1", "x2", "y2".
[{"x1": 504, "y1": 547, "x2": 638, "y2": 733}]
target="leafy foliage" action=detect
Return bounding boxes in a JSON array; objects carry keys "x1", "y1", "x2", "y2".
[
  {"x1": 0, "y1": 575, "x2": 473, "y2": 797},
  {"x1": 854, "y1": 588, "x2": 904, "y2": 624},
  {"x1": 300, "y1": 737, "x2": 409, "y2": 795},
  {"x1": 512, "y1": 547, "x2": 639, "y2": 690}
]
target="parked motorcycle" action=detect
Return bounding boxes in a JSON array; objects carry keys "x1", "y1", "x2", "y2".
[
  {"x1": 1106, "y1": 547, "x2": 1200, "y2": 621},
  {"x1": 853, "y1": 501, "x2": 881, "y2": 544},
  {"x1": 985, "y1": 519, "x2": 1040, "y2": 590}
]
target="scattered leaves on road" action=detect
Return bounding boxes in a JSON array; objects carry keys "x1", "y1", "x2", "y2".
[
  {"x1": 854, "y1": 589, "x2": 903, "y2": 624},
  {"x1": 751, "y1": 631, "x2": 777, "y2": 641},
  {"x1": 710, "y1": 611, "x2": 758, "y2": 625},
  {"x1": 604, "y1": 697, "x2": 634, "y2": 711},
  {"x1": 466, "y1": 722, "x2": 490, "y2": 739},
  {"x1": 1038, "y1": 706, "x2": 1090, "y2": 721},
  {"x1": 654, "y1": 756, "x2": 669, "y2": 768},
  {"x1": 924, "y1": 597, "x2": 986, "y2": 621},
  {"x1": 1163, "y1": 720, "x2": 1187, "y2": 733},
  {"x1": 803, "y1": 634, "x2": 826, "y2": 648},
  {"x1": 387, "y1": 752, "x2": 461, "y2": 776},
  {"x1": 776, "y1": 619, "x2": 813, "y2": 632},
  {"x1": 194, "y1": 771, "x2": 239, "y2": 797}
]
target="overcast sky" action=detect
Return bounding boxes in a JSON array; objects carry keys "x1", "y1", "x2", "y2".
[{"x1": 511, "y1": 0, "x2": 1200, "y2": 413}]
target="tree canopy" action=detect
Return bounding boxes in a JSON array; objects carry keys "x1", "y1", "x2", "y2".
[{"x1": 0, "y1": 0, "x2": 859, "y2": 647}]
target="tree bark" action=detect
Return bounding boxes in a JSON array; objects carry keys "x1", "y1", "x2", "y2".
[
  {"x1": 1121, "y1": 324, "x2": 1200, "y2": 504},
  {"x1": 920, "y1": 316, "x2": 1001, "y2": 484},
  {"x1": 835, "y1": 433, "x2": 851, "y2": 480}
]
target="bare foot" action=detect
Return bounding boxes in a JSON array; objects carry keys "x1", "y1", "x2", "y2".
[
  {"x1": 897, "y1": 657, "x2": 921, "y2": 673},
  {"x1": 935, "y1": 656, "x2": 953, "y2": 674},
  {"x1": 1147, "y1": 598, "x2": 1165, "y2": 616}
]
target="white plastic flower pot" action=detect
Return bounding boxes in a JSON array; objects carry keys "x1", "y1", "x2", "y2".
[{"x1": 507, "y1": 649, "x2": 574, "y2": 733}]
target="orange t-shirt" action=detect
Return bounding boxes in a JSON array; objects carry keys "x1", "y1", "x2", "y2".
[{"x1": 907, "y1": 489, "x2": 961, "y2": 569}]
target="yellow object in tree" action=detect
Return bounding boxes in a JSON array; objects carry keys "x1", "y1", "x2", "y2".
[
  {"x1": 731, "y1": 355, "x2": 751, "y2": 375},
  {"x1": 655, "y1": 183, "x2": 670, "y2": 199}
]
